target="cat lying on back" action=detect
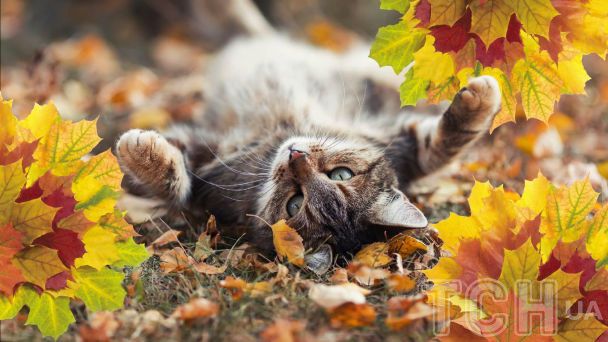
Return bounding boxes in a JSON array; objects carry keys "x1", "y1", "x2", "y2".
[{"x1": 116, "y1": 35, "x2": 501, "y2": 256}]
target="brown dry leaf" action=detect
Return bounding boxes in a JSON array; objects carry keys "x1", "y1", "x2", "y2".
[
  {"x1": 308, "y1": 283, "x2": 370, "y2": 310},
  {"x1": 260, "y1": 319, "x2": 305, "y2": 342},
  {"x1": 147, "y1": 229, "x2": 182, "y2": 254},
  {"x1": 328, "y1": 303, "x2": 376, "y2": 328},
  {"x1": 347, "y1": 262, "x2": 390, "y2": 287},
  {"x1": 171, "y1": 297, "x2": 219, "y2": 321},
  {"x1": 271, "y1": 219, "x2": 305, "y2": 267},
  {"x1": 388, "y1": 234, "x2": 428, "y2": 259},
  {"x1": 194, "y1": 216, "x2": 220, "y2": 261},
  {"x1": 159, "y1": 247, "x2": 190, "y2": 273},
  {"x1": 78, "y1": 311, "x2": 119, "y2": 342},
  {"x1": 386, "y1": 296, "x2": 436, "y2": 331},
  {"x1": 386, "y1": 273, "x2": 417, "y2": 293},
  {"x1": 192, "y1": 261, "x2": 227, "y2": 275},
  {"x1": 353, "y1": 242, "x2": 392, "y2": 268}
]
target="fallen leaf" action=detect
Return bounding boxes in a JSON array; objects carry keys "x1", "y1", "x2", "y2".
[
  {"x1": 271, "y1": 220, "x2": 305, "y2": 267},
  {"x1": 171, "y1": 297, "x2": 219, "y2": 321},
  {"x1": 353, "y1": 242, "x2": 392, "y2": 268},
  {"x1": 328, "y1": 302, "x2": 376, "y2": 328}
]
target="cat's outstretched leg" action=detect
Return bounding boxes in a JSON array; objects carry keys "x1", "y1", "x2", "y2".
[
  {"x1": 388, "y1": 76, "x2": 501, "y2": 182},
  {"x1": 116, "y1": 129, "x2": 191, "y2": 205}
]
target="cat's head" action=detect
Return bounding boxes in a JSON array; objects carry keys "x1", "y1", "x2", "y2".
[{"x1": 257, "y1": 135, "x2": 427, "y2": 254}]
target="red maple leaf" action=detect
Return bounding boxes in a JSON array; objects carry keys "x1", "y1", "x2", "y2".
[
  {"x1": 34, "y1": 228, "x2": 86, "y2": 267},
  {"x1": 431, "y1": 10, "x2": 472, "y2": 53}
]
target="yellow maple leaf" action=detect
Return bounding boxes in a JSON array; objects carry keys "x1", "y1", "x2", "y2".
[
  {"x1": 516, "y1": 173, "x2": 550, "y2": 217},
  {"x1": 0, "y1": 160, "x2": 26, "y2": 213},
  {"x1": 586, "y1": 204, "x2": 608, "y2": 269},
  {"x1": 512, "y1": 33, "x2": 563, "y2": 123},
  {"x1": 5, "y1": 198, "x2": 58, "y2": 244},
  {"x1": 423, "y1": 257, "x2": 462, "y2": 286},
  {"x1": 498, "y1": 239, "x2": 540, "y2": 291},
  {"x1": 512, "y1": 0, "x2": 559, "y2": 39},
  {"x1": 271, "y1": 219, "x2": 305, "y2": 267},
  {"x1": 544, "y1": 269, "x2": 582, "y2": 315},
  {"x1": 74, "y1": 226, "x2": 119, "y2": 270},
  {"x1": 428, "y1": 0, "x2": 466, "y2": 26},
  {"x1": 469, "y1": 0, "x2": 514, "y2": 46},
  {"x1": 17, "y1": 103, "x2": 60, "y2": 141},
  {"x1": 0, "y1": 99, "x2": 17, "y2": 146},
  {"x1": 540, "y1": 178, "x2": 598, "y2": 262},
  {"x1": 413, "y1": 37, "x2": 455, "y2": 85},
  {"x1": 27, "y1": 117, "x2": 101, "y2": 186},
  {"x1": 75, "y1": 150, "x2": 123, "y2": 192},
  {"x1": 72, "y1": 175, "x2": 117, "y2": 222},
  {"x1": 12, "y1": 246, "x2": 68, "y2": 288},
  {"x1": 556, "y1": 314, "x2": 608, "y2": 342}
]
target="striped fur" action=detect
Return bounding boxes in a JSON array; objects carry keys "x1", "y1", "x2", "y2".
[{"x1": 116, "y1": 36, "x2": 500, "y2": 255}]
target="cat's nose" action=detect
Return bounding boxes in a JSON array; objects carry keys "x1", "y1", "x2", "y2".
[{"x1": 289, "y1": 148, "x2": 308, "y2": 161}]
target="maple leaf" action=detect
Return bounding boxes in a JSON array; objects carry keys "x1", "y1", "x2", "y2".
[
  {"x1": 512, "y1": 0, "x2": 558, "y2": 39},
  {"x1": 25, "y1": 293, "x2": 75, "y2": 340},
  {"x1": 428, "y1": 0, "x2": 466, "y2": 27},
  {"x1": 371, "y1": 0, "x2": 600, "y2": 129},
  {"x1": 12, "y1": 246, "x2": 68, "y2": 289},
  {"x1": 0, "y1": 98, "x2": 147, "y2": 339},
  {"x1": 380, "y1": 0, "x2": 410, "y2": 14},
  {"x1": 586, "y1": 204, "x2": 608, "y2": 269},
  {"x1": 469, "y1": 0, "x2": 513, "y2": 46},
  {"x1": 541, "y1": 178, "x2": 598, "y2": 261},
  {"x1": 369, "y1": 19, "x2": 427, "y2": 74},
  {"x1": 556, "y1": 314, "x2": 607, "y2": 342},
  {"x1": 74, "y1": 226, "x2": 120, "y2": 269},
  {"x1": 70, "y1": 266, "x2": 126, "y2": 311},
  {"x1": 271, "y1": 219, "x2": 305, "y2": 267}
]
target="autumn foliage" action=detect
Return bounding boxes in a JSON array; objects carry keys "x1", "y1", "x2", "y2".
[
  {"x1": 424, "y1": 175, "x2": 608, "y2": 340},
  {"x1": 0, "y1": 99, "x2": 148, "y2": 339},
  {"x1": 370, "y1": 0, "x2": 607, "y2": 130}
]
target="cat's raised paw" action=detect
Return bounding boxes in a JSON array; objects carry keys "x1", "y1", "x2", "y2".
[
  {"x1": 459, "y1": 76, "x2": 501, "y2": 114},
  {"x1": 116, "y1": 129, "x2": 189, "y2": 200}
]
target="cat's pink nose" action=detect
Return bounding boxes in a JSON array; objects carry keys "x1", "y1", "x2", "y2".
[{"x1": 289, "y1": 149, "x2": 307, "y2": 161}]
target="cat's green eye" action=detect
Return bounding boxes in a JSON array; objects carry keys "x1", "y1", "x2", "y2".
[
  {"x1": 329, "y1": 167, "x2": 354, "y2": 181},
  {"x1": 287, "y1": 194, "x2": 304, "y2": 217}
]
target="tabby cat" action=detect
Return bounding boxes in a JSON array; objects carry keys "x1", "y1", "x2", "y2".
[{"x1": 116, "y1": 35, "x2": 501, "y2": 257}]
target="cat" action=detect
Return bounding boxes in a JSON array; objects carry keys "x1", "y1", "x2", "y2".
[{"x1": 115, "y1": 35, "x2": 501, "y2": 257}]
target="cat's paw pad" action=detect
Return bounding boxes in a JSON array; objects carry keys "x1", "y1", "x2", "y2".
[
  {"x1": 116, "y1": 129, "x2": 180, "y2": 177},
  {"x1": 459, "y1": 76, "x2": 501, "y2": 114}
]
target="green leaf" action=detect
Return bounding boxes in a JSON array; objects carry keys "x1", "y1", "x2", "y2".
[
  {"x1": 25, "y1": 293, "x2": 75, "y2": 340},
  {"x1": 113, "y1": 238, "x2": 149, "y2": 268},
  {"x1": 0, "y1": 285, "x2": 38, "y2": 320},
  {"x1": 71, "y1": 266, "x2": 126, "y2": 311},
  {"x1": 399, "y1": 69, "x2": 429, "y2": 105},
  {"x1": 380, "y1": 0, "x2": 409, "y2": 13},
  {"x1": 369, "y1": 21, "x2": 426, "y2": 74}
]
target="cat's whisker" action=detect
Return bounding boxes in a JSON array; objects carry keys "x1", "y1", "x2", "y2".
[{"x1": 188, "y1": 170, "x2": 267, "y2": 192}]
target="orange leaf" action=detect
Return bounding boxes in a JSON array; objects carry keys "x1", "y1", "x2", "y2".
[
  {"x1": 271, "y1": 220, "x2": 305, "y2": 267},
  {"x1": 328, "y1": 302, "x2": 376, "y2": 328},
  {"x1": 171, "y1": 297, "x2": 219, "y2": 321}
]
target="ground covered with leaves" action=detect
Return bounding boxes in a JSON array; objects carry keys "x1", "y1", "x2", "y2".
[{"x1": 1, "y1": 0, "x2": 608, "y2": 341}]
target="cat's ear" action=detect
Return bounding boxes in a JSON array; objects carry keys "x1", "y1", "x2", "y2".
[{"x1": 369, "y1": 188, "x2": 427, "y2": 228}]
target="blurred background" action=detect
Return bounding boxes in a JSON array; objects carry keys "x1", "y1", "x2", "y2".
[{"x1": 1, "y1": 0, "x2": 607, "y2": 210}]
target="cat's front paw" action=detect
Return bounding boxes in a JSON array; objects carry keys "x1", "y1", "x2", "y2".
[
  {"x1": 116, "y1": 129, "x2": 190, "y2": 200},
  {"x1": 460, "y1": 76, "x2": 501, "y2": 113}
]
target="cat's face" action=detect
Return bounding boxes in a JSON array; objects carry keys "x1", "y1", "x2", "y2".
[{"x1": 258, "y1": 136, "x2": 427, "y2": 254}]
